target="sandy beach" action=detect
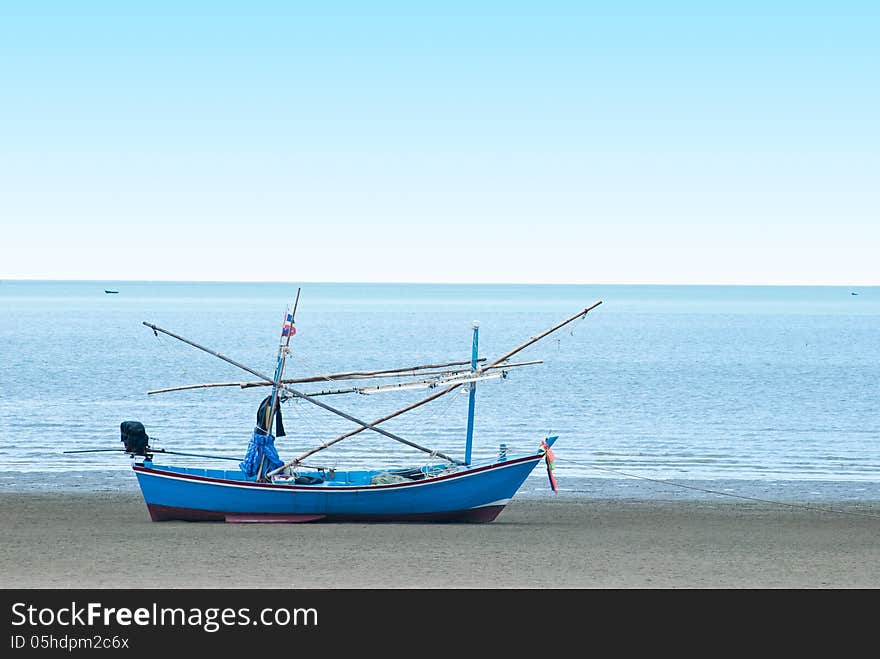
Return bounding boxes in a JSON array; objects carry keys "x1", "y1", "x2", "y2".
[{"x1": 2, "y1": 493, "x2": 878, "y2": 588}]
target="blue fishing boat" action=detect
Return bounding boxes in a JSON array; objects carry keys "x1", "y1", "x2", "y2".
[
  {"x1": 90, "y1": 291, "x2": 601, "y2": 523},
  {"x1": 131, "y1": 441, "x2": 556, "y2": 523}
]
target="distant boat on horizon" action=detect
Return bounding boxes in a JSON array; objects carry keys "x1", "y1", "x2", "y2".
[
  {"x1": 851, "y1": 292, "x2": 859, "y2": 296},
  {"x1": 105, "y1": 290, "x2": 119, "y2": 294}
]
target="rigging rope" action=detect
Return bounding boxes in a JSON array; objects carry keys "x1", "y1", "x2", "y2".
[{"x1": 560, "y1": 458, "x2": 880, "y2": 519}]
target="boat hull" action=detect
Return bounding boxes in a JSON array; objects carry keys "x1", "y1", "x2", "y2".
[
  {"x1": 144, "y1": 503, "x2": 506, "y2": 523},
  {"x1": 132, "y1": 452, "x2": 546, "y2": 523}
]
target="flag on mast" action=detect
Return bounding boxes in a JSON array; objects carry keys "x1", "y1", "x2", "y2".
[{"x1": 281, "y1": 311, "x2": 296, "y2": 338}]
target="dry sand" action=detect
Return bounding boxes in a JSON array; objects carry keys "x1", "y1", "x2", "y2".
[{"x1": 2, "y1": 493, "x2": 878, "y2": 588}]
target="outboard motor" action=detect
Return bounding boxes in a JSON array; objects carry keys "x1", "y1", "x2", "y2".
[{"x1": 120, "y1": 420, "x2": 150, "y2": 456}]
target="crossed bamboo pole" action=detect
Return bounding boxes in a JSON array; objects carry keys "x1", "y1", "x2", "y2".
[{"x1": 266, "y1": 301, "x2": 602, "y2": 476}]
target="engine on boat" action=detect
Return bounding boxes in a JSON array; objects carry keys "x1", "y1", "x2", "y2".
[{"x1": 120, "y1": 420, "x2": 150, "y2": 456}]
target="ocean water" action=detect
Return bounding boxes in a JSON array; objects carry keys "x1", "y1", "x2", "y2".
[{"x1": 0, "y1": 280, "x2": 878, "y2": 503}]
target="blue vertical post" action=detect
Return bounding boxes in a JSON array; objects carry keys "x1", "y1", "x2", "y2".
[{"x1": 464, "y1": 321, "x2": 479, "y2": 465}]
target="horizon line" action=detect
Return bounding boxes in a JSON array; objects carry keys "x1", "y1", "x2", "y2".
[{"x1": 1, "y1": 277, "x2": 876, "y2": 288}]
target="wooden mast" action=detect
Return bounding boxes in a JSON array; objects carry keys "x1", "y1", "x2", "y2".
[
  {"x1": 267, "y1": 301, "x2": 603, "y2": 476},
  {"x1": 265, "y1": 288, "x2": 301, "y2": 434},
  {"x1": 255, "y1": 288, "x2": 300, "y2": 481}
]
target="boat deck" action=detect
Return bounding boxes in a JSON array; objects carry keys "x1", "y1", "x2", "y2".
[{"x1": 139, "y1": 462, "x2": 461, "y2": 486}]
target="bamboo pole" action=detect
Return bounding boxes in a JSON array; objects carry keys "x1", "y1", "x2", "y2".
[
  {"x1": 279, "y1": 361, "x2": 541, "y2": 397},
  {"x1": 63, "y1": 447, "x2": 242, "y2": 461},
  {"x1": 250, "y1": 359, "x2": 532, "y2": 388},
  {"x1": 268, "y1": 302, "x2": 602, "y2": 475},
  {"x1": 239, "y1": 361, "x2": 492, "y2": 388},
  {"x1": 269, "y1": 358, "x2": 488, "y2": 381},
  {"x1": 147, "y1": 382, "x2": 246, "y2": 395},
  {"x1": 63, "y1": 448, "x2": 130, "y2": 453},
  {"x1": 480, "y1": 301, "x2": 603, "y2": 370},
  {"x1": 256, "y1": 288, "x2": 301, "y2": 481},
  {"x1": 145, "y1": 358, "x2": 490, "y2": 395}
]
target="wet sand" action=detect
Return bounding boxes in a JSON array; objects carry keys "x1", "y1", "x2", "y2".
[{"x1": 2, "y1": 493, "x2": 878, "y2": 588}]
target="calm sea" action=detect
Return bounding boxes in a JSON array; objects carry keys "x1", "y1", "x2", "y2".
[{"x1": 1, "y1": 281, "x2": 878, "y2": 503}]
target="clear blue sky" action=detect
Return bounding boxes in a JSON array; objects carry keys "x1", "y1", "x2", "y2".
[{"x1": 1, "y1": 1, "x2": 877, "y2": 284}]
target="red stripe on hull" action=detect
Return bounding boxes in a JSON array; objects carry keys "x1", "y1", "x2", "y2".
[{"x1": 146, "y1": 503, "x2": 506, "y2": 523}]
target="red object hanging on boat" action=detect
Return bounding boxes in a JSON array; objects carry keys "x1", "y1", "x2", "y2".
[{"x1": 541, "y1": 439, "x2": 558, "y2": 492}]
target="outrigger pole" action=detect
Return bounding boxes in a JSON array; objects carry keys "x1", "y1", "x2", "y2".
[
  {"x1": 145, "y1": 359, "x2": 500, "y2": 395},
  {"x1": 297, "y1": 366, "x2": 519, "y2": 397},
  {"x1": 64, "y1": 447, "x2": 242, "y2": 461},
  {"x1": 268, "y1": 300, "x2": 603, "y2": 476},
  {"x1": 241, "y1": 359, "x2": 489, "y2": 387},
  {"x1": 142, "y1": 326, "x2": 464, "y2": 466}
]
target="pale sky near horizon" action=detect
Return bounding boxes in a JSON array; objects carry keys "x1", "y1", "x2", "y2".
[{"x1": 1, "y1": 2, "x2": 877, "y2": 285}]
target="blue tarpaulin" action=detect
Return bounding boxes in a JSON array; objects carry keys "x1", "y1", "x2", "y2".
[{"x1": 240, "y1": 429, "x2": 283, "y2": 478}]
